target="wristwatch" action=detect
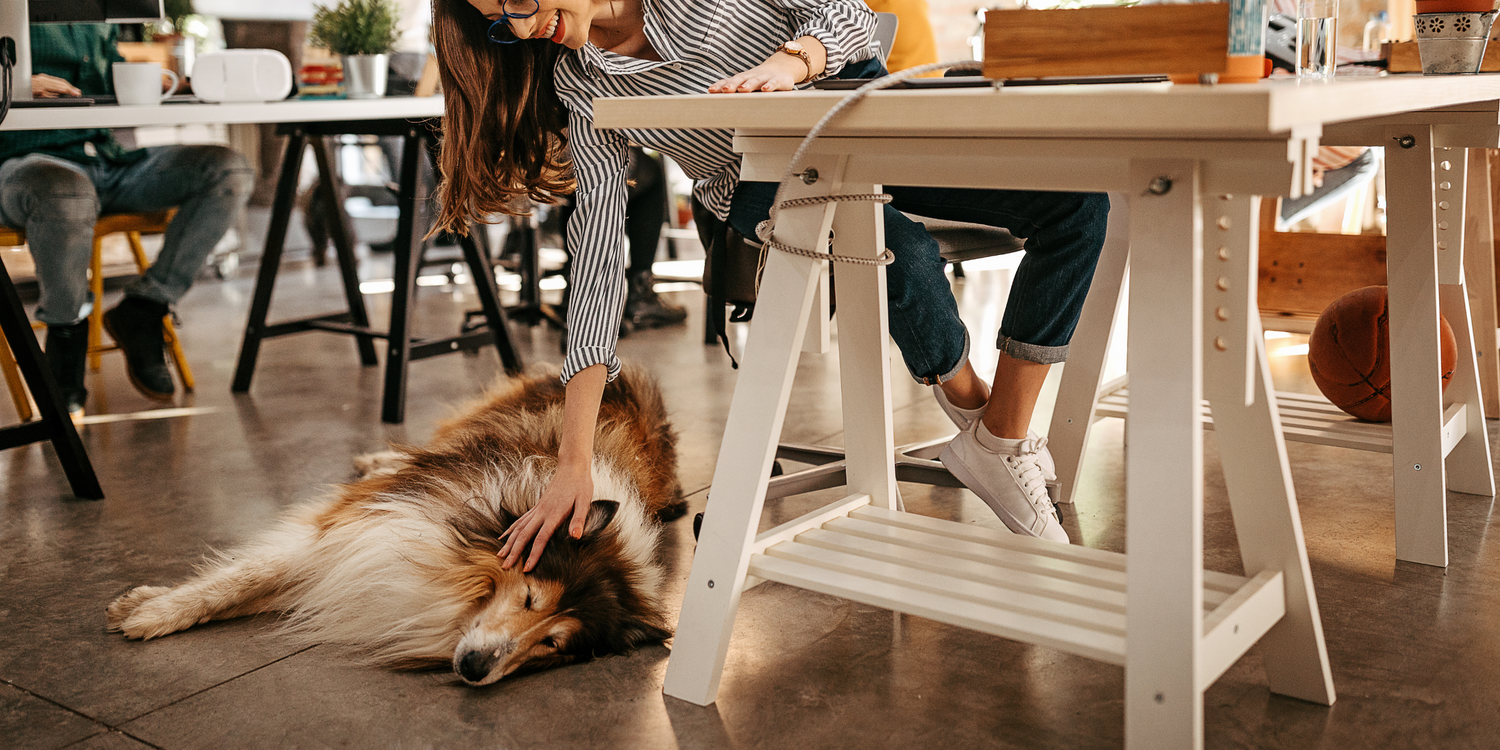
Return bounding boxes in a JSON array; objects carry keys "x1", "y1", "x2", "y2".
[{"x1": 775, "y1": 41, "x2": 815, "y2": 84}]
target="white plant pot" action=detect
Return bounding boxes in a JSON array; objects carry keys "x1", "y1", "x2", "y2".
[{"x1": 343, "y1": 54, "x2": 389, "y2": 99}]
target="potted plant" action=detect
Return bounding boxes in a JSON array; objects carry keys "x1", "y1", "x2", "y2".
[{"x1": 309, "y1": 0, "x2": 401, "y2": 99}]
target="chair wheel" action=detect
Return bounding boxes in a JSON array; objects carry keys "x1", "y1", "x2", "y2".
[
  {"x1": 693, "y1": 512, "x2": 703, "y2": 541},
  {"x1": 770, "y1": 460, "x2": 784, "y2": 477}
]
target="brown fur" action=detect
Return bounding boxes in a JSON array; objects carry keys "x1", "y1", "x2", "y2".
[{"x1": 106, "y1": 367, "x2": 683, "y2": 684}]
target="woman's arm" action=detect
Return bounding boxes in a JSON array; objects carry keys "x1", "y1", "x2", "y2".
[
  {"x1": 499, "y1": 364, "x2": 608, "y2": 571},
  {"x1": 498, "y1": 109, "x2": 631, "y2": 569},
  {"x1": 708, "y1": 0, "x2": 876, "y2": 93},
  {"x1": 708, "y1": 35, "x2": 827, "y2": 93}
]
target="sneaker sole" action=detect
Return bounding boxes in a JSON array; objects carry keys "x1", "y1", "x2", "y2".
[{"x1": 938, "y1": 443, "x2": 1045, "y2": 539}]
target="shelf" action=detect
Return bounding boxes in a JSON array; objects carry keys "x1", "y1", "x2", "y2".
[
  {"x1": 747, "y1": 497, "x2": 1284, "y2": 681},
  {"x1": 1095, "y1": 383, "x2": 1469, "y2": 456}
]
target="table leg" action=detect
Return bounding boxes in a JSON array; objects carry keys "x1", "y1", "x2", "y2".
[
  {"x1": 1462, "y1": 149, "x2": 1499, "y2": 417},
  {"x1": 1439, "y1": 149, "x2": 1495, "y2": 498},
  {"x1": 233, "y1": 130, "x2": 307, "y2": 394},
  {"x1": 1384, "y1": 126, "x2": 1450, "y2": 567},
  {"x1": 381, "y1": 128, "x2": 425, "y2": 424},
  {"x1": 308, "y1": 135, "x2": 379, "y2": 366},
  {"x1": 0, "y1": 260, "x2": 102, "y2": 500},
  {"x1": 1050, "y1": 192, "x2": 1130, "y2": 505},
  {"x1": 829, "y1": 185, "x2": 898, "y2": 510},
  {"x1": 662, "y1": 156, "x2": 846, "y2": 706},
  {"x1": 1205, "y1": 195, "x2": 1335, "y2": 707},
  {"x1": 1124, "y1": 159, "x2": 1204, "y2": 749}
]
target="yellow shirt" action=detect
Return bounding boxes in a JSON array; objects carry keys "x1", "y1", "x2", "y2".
[{"x1": 864, "y1": 0, "x2": 940, "y2": 74}]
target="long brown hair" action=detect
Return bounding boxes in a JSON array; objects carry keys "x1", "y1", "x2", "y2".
[{"x1": 430, "y1": 0, "x2": 574, "y2": 235}]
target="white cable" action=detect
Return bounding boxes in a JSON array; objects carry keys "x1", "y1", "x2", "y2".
[{"x1": 755, "y1": 59, "x2": 984, "y2": 267}]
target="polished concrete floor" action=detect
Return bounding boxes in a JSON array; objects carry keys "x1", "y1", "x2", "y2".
[{"x1": 2, "y1": 228, "x2": 1498, "y2": 750}]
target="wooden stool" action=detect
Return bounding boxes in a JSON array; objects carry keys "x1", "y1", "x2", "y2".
[{"x1": 0, "y1": 210, "x2": 193, "y2": 421}]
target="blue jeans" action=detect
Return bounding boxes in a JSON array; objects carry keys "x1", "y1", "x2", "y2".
[
  {"x1": 0, "y1": 145, "x2": 254, "y2": 326},
  {"x1": 730, "y1": 184, "x2": 1108, "y2": 382},
  {"x1": 727, "y1": 58, "x2": 1109, "y2": 383}
]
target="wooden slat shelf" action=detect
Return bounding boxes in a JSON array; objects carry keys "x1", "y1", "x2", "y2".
[
  {"x1": 1095, "y1": 383, "x2": 1470, "y2": 456},
  {"x1": 747, "y1": 498, "x2": 1284, "y2": 673}
]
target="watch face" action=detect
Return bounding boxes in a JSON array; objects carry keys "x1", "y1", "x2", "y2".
[{"x1": 782, "y1": 41, "x2": 804, "y2": 53}]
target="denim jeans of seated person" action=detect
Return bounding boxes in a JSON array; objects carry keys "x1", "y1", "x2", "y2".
[
  {"x1": 0, "y1": 145, "x2": 254, "y2": 326},
  {"x1": 728, "y1": 181, "x2": 1109, "y2": 384}
]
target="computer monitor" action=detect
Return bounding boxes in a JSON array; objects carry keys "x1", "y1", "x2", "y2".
[
  {"x1": 2, "y1": 0, "x2": 163, "y2": 102},
  {"x1": 29, "y1": 1, "x2": 164, "y2": 24}
]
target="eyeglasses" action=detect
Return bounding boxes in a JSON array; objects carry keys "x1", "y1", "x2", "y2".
[{"x1": 486, "y1": 0, "x2": 541, "y2": 44}]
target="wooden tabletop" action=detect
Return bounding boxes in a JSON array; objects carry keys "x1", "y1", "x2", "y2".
[{"x1": 594, "y1": 75, "x2": 1500, "y2": 140}]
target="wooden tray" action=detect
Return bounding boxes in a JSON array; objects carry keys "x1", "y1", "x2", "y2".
[{"x1": 984, "y1": 4, "x2": 1230, "y2": 79}]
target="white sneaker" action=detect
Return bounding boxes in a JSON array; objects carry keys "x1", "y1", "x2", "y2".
[
  {"x1": 932, "y1": 384, "x2": 1057, "y2": 482},
  {"x1": 939, "y1": 426, "x2": 1069, "y2": 543}
]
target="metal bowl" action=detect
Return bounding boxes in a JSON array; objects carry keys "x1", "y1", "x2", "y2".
[{"x1": 1414, "y1": 11, "x2": 1498, "y2": 74}]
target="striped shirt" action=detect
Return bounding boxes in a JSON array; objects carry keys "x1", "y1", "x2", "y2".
[{"x1": 554, "y1": 0, "x2": 877, "y2": 383}]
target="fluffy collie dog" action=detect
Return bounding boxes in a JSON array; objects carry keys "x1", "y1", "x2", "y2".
[{"x1": 106, "y1": 368, "x2": 684, "y2": 685}]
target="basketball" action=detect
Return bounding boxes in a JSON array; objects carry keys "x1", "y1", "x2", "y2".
[{"x1": 1307, "y1": 285, "x2": 1457, "y2": 422}]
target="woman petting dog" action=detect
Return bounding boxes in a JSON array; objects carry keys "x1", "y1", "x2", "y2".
[{"x1": 429, "y1": 0, "x2": 1109, "y2": 559}]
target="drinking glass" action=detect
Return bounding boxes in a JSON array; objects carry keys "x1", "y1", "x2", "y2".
[{"x1": 1297, "y1": 0, "x2": 1339, "y2": 78}]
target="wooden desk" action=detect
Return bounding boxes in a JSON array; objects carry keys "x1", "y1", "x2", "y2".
[
  {"x1": 596, "y1": 76, "x2": 1500, "y2": 749},
  {"x1": 1, "y1": 98, "x2": 522, "y2": 423}
]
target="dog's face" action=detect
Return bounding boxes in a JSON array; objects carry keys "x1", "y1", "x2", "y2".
[{"x1": 451, "y1": 500, "x2": 670, "y2": 685}]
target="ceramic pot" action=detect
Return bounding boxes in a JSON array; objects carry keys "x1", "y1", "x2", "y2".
[{"x1": 1415, "y1": 0, "x2": 1495, "y2": 15}]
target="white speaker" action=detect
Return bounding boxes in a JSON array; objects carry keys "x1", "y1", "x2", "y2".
[{"x1": 191, "y1": 49, "x2": 294, "y2": 103}]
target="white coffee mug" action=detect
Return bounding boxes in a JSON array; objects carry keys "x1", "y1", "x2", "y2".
[{"x1": 112, "y1": 62, "x2": 180, "y2": 106}]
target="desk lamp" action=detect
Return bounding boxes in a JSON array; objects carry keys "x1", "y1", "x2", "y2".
[{"x1": 0, "y1": 0, "x2": 165, "y2": 104}]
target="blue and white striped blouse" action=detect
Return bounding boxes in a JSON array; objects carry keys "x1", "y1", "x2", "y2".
[{"x1": 552, "y1": 0, "x2": 877, "y2": 383}]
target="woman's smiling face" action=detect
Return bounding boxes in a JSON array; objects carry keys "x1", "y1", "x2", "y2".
[{"x1": 468, "y1": 0, "x2": 604, "y2": 49}]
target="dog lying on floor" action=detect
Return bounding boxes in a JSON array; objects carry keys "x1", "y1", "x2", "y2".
[{"x1": 106, "y1": 368, "x2": 685, "y2": 686}]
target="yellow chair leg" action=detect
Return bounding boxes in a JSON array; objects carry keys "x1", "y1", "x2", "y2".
[
  {"x1": 88, "y1": 236, "x2": 106, "y2": 372},
  {"x1": 125, "y1": 231, "x2": 194, "y2": 391},
  {"x1": 0, "y1": 327, "x2": 36, "y2": 422}
]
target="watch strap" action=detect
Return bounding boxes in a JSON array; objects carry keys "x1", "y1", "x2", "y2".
[{"x1": 776, "y1": 42, "x2": 814, "y2": 84}]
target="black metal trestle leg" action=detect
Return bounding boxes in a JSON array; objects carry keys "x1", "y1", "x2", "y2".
[{"x1": 0, "y1": 262, "x2": 103, "y2": 500}]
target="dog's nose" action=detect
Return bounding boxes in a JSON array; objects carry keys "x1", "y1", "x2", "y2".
[{"x1": 457, "y1": 650, "x2": 494, "y2": 683}]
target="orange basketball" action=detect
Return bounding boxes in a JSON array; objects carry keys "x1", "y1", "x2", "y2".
[{"x1": 1307, "y1": 285, "x2": 1457, "y2": 422}]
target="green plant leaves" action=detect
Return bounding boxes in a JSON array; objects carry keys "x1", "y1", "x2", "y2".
[{"x1": 310, "y1": 0, "x2": 402, "y2": 56}]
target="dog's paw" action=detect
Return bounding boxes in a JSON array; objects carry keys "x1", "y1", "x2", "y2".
[
  {"x1": 106, "y1": 586, "x2": 171, "y2": 633},
  {"x1": 353, "y1": 450, "x2": 408, "y2": 479}
]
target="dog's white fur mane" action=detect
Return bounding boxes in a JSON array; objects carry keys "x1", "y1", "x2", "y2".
[{"x1": 211, "y1": 442, "x2": 663, "y2": 667}]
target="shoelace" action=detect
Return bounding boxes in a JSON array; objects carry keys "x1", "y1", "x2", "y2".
[{"x1": 1005, "y1": 437, "x2": 1057, "y2": 519}]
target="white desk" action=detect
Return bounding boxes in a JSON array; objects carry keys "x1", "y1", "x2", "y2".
[
  {"x1": 596, "y1": 76, "x2": 1500, "y2": 749},
  {"x1": 1, "y1": 96, "x2": 522, "y2": 423},
  {"x1": 0, "y1": 97, "x2": 443, "y2": 131}
]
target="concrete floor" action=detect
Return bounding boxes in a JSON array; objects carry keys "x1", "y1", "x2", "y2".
[{"x1": 2, "y1": 234, "x2": 1498, "y2": 750}]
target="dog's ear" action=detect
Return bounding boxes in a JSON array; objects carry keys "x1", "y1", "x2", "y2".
[
  {"x1": 581, "y1": 500, "x2": 619, "y2": 537},
  {"x1": 619, "y1": 617, "x2": 672, "y2": 648}
]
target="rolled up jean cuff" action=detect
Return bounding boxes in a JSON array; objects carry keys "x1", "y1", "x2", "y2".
[
  {"x1": 998, "y1": 335, "x2": 1068, "y2": 365},
  {"x1": 912, "y1": 330, "x2": 972, "y2": 386}
]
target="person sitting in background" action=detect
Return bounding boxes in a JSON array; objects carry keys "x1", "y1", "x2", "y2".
[{"x1": 0, "y1": 23, "x2": 254, "y2": 414}]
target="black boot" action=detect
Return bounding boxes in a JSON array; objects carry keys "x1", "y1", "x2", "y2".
[
  {"x1": 44, "y1": 320, "x2": 89, "y2": 416},
  {"x1": 102, "y1": 296, "x2": 175, "y2": 400},
  {"x1": 624, "y1": 271, "x2": 687, "y2": 330}
]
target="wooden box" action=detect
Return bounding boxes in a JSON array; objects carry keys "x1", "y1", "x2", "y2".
[{"x1": 984, "y1": 4, "x2": 1230, "y2": 79}]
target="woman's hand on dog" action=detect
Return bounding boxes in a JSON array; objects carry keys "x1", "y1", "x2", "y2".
[
  {"x1": 499, "y1": 365, "x2": 609, "y2": 572},
  {"x1": 499, "y1": 462, "x2": 595, "y2": 571}
]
